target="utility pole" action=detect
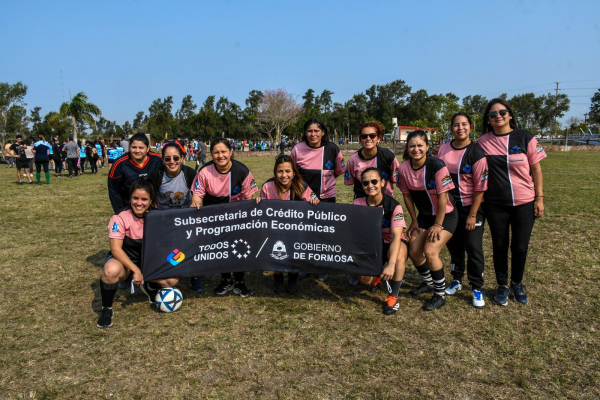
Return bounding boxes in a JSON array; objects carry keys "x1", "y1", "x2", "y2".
[
  {"x1": 554, "y1": 82, "x2": 559, "y2": 138},
  {"x1": 584, "y1": 113, "x2": 589, "y2": 124}
]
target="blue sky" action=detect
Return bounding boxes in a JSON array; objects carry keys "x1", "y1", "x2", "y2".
[{"x1": 2, "y1": 0, "x2": 599, "y2": 125}]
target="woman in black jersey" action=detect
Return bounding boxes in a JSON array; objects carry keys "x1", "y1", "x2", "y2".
[
  {"x1": 190, "y1": 138, "x2": 259, "y2": 297},
  {"x1": 97, "y1": 178, "x2": 180, "y2": 328},
  {"x1": 397, "y1": 130, "x2": 457, "y2": 311},
  {"x1": 353, "y1": 168, "x2": 408, "y2": 315},
  {"x1": 257, "y1": 154, "x2": 320, "y2": 294}
]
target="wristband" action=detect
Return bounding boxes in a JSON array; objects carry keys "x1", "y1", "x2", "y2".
[
  {"x1": 467, "y1": 215, "x2": 476, "y2": 218},
  {"x1": 535, "y1": 195, "x2": 543, "y2": 198},
  {"x1": 433, "y1": 223, "x2": 442, "y2": 228}
]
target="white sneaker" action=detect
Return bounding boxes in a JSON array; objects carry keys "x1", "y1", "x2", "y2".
[
  {"x1": 445, "y1": 280, "x2": 462, "y2": 295},
  {"x1": 472, "y1": 289, "x2": 485, "y2": 308}
]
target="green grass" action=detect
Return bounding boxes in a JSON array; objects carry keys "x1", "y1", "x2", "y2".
[{"x1": 0, "y1": 151, "x2": 599, "y2": 399}]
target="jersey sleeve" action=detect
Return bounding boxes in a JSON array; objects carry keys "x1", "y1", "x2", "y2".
[
  {"x1": 107, "y1": 163, "x2": 126, "y2": 214},
  {"x1": 391, "y1": 157, "x2": 400, "y2": 184},
  {"x1": 108, "y1": 214, "x2": 126, "y2": 240},
  {"x1": 434, "y1": 164, "x2": 455, "y2": 195},
  {"x1": 240, "y1": 172, "x2": 259, "y2": 198},
  {"x1": 290, "y1": 147, "x2": 297, "y2": 164},
  {"x1": 472, "y1": 156, "x2": 488, "y2": 193},
  {"x1": 301, "y1": 185, "x2": 317, "y2": 201},
  {"x1": 191, "y1": 171, "x2": 206, "y2": 197},
  {"x1": 259, "y1": 184, "x2": 268, "y2": 200},
  {"x1": 334, "y1": 150, "x2": 345, "y2": 177},
  {"x1": 527, "y1": 137, "x2": 547, "y2": 165},
  {"x1": 397, "y1": 165, "x2": 410, "y2": 194},
  {"x1": 344, "y1": 156, "x2": 355, "y2": 186},
  {"x1": 391, "y1": 204, "x2": 406, "y2": 229}
]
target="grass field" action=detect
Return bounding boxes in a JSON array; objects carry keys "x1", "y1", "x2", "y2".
[{"x1": 0, "y1": 151, "x2": 599, "y2": 399}]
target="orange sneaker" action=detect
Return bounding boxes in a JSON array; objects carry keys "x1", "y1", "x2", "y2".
[{"x1": 383, "y1": 295, "x2": 399, "y2": 315}]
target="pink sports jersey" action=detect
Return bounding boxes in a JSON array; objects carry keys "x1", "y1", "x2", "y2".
[
  {"x1": 191, "y1": 160, "x2": 258, "y2": 204},
  {"x1": 260, "y1": 179, "x2": 316, "y2": 201},
  {"x1": 290, "y1": 141, "x2": 345, "y2": 199},
  {"x1": 397, "y1": 156, "x2": 455, "y2": 216},
  {"x1": 353, "y1": 195, "x2": 407, "y2": 243},
  {"x1": 437, "y1": 141, "x2": 488, "y2": 207},
  {"x1": 108, "y1": 209, "x2": 144, "y2": 240},
  {"x1": 476, "y1": 129, "x2": 546, "y2": 206},
  {"x1": 344, "y1": 147, "x2": 400, "y2": 198}
]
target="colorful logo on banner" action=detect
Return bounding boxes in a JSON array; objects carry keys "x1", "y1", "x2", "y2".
[{"x1": 167, "y1": 249, "x2": 185, "y2": 266}]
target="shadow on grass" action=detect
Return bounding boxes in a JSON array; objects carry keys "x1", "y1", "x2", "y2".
[{"x1": 86, "y1": 250, "x2": 109, "y2": 268}]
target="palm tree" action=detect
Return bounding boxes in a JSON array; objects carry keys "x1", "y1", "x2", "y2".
[{"x1": 51, "y1": 92, "x2": 101, "y2": 142}]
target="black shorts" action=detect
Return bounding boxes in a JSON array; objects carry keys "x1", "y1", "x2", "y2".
[
  {"x1": 382, "y1": 239, "x2": 409, "y2": 264},
  {"x1": 416, "y1": 209, "x2": 458, "y2": 234},
  {"x1": 104, "y1": 251, "x2": 140, "y2": 267},
  {"x1": 320, "y1": 197, "x2": 336, "y2": 203},
  {"x1": 16, "y1": 160, "x2": 29, "y2": 169}
]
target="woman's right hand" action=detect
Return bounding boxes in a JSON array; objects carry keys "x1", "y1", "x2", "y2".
[
  {"x1": 190, "y1": 197, "x2": 202, "y2": 209},
  {"x1": 407, "y1": 220, "x2": 420, "y2": 239},
  {"x1": 132, "y1": 271, "x2": 144, "y2": 285},
  {"x1": 256, "y1": 197, "x2": 261, "y2": 203}
]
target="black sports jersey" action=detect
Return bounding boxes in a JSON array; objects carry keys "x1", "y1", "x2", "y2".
[{"x1": 107, "y1": 152, "x2": 163, "y2": 214}]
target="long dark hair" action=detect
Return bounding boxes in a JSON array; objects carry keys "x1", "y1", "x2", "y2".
[
  {"x1": 402, "y1": 130, "x2": 429, "y2": 160},
  {"x1": 302, "y1": 118, "x2": 330, "y2": 146},
  {"x1": 129, "y1": 177, "x2": 157, "y2": 210},
  {"x1": 482, "y1": 98, "x2": 518, "y2": 135},
  {"x1": 274, "y1": 155, "x2": 305, "y2": 200},
  {"x1": 162, "y1": 141, "x2": 185, "y2": 157}
]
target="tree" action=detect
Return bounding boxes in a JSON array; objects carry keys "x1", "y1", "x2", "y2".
[
  {"x1": 147, "y1": 96, "x2": 174, "y2": 140},
  {"x1": 30, "y1": 107, "x2": 43, "y2": 135},
  {"x1": 461, "y1": 95, "x2": 488, "y2": 134},
  {"x1": 589, "y1": 89, "x2": 600, "y2": 125},
  {"x1": 51, "y1": 92, "x2": 101, "y2": 142},
  {"x1": 256, "y1": 89, "x2": 304, "y2": 143},
  {"x1": 0, "y1": 81, "x2": 28, "y2": 147}
]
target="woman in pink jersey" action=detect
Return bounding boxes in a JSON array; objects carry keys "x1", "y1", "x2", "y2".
[
  {"x1": 345, "y1": 121, "x2": 400, "y2": 287},
  {"x1": 437, "y1": 112, "x2": 488, "y2": 308},
  {"x1": 353, "y1": 168, "x2": 408, "y2": 315},
  {"x1": 258, "y1": 154, "x2": 320, "y2": 294},
  {"x1": 190, "y1": 138, "x2": 259, "y2": 297},
  {"x1": 97, "y1": 178, "x2": 180, "y2": 328},
  {"x1": 291, "y1": 118, "x2": 344, "y2": 282},
  {"x1": 397, "y1": 130, "x2": 457, "y2": 311},
  {"x1": 477, "y1": 98, "x2": 546, "y2": 306}
]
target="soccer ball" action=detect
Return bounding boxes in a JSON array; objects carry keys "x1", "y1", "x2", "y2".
[{"x1": 155, "y1": 287, "x2": 183, "y2": 313}]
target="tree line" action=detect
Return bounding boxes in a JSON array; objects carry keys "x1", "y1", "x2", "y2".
[{"x1": 5, "y1": 80, "x2": 599, "y2": 146}]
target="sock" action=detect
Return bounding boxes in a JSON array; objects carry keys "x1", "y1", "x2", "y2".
[
  {"x1": 430, "y1": 268, "x2": 446, "y2": 297},
  {"x1": 288, "y1": 272, "x2": 298, "y2": 282},
  {"x1": 233, "y1": 272, "x2": 245, "y2": 282},
  {"x1": 45, "y1": 172, "x2": 50, "y2": 183},
  {"x1": 274, "y1": 273, "x2": 284, "y2": 282},
  {"x1": 100, "y1": 280, "x2": 118, "y2": 308},
  {"x1": 415, "y1": 262, "x2": 433, "y2": 287},
  {"x1": 389, "y1": 280, "x2": 403, "y2": 297},
  {"x1": 36, "y1": 173, "x2": 41, "y2": 183},
  {"x1": 221, "y1": 272, "x2": 232, "y2": 281}
]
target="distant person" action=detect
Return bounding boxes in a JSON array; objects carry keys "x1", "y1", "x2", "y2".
[
  {"x1": 279, "y1": 139, "x2": 286, "y2": 155},
  {"x1": 121, "y1": 136, "x2": 129, "y2": 153},
  {"x1": 4, "y1": 140, "x2": 15, "y2": 168},
  {"x1": 477, "y1": 98, "x2": 546, "y2": 306},
  {"x1": 10, "y1": 135, "x2": 33, "y2": 184},
  {"x1": 195, "y1": 138, "x2": 207, "y2": 172},
  {"x1": 24, "y1": 140, "x2": 35, "y2": 175},
  {"x1": 33, "y1": 134, "x2": 51, "y2": 184},
  {"x1": 63, "y1": 137, "x2": 80, "y2": 178},
  {"x1": 85, "y1": 141, "x2": 99, "y2": 175},
  {"x1": 51, "y1": 138, "x2": 63, "y2": 177}
]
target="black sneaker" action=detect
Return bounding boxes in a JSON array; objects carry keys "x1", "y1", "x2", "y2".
[
  {"x1": 233, "y1": 281, "x2": 253, "y2": 297},
  {"x1": 409, "y1": 282, "x2": 434, "y2": 296},
  {"x1": 97, "y1": 307, "x2": 114, "y2": 328},
  {"x1": 19, "y1": 181, "x2": 24, "y2": 185},
  {"x1": 286, "y1": 274, "x2": 299, "y2": 294},
  {"x1": 494, "y1": 286, "x2": 509, "y2": 306},
  {"x1": 510, "y1": 282, "x2": 529, "y2": 304},
  {"x1": 214, "y1": 279, "x2": 234, "y2": 295},
  {"x1": 422, "y1": 294, "x2": 446, "y2": 311},
  {"x1": 140, "y1": 282, "x2": 159, "y2": 303},
  {"x1": 383, "y1": 295, "x2": 400, "y2": 315},
  {"x1": 272, "y1": 277, "x2": 285, "y2": 294}
]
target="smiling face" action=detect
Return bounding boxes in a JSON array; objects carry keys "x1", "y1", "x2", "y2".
[
  {"x1": 452, "y1": 115, "x2": 473, "y2": 142},
  {"x1": 163, "y1": 146, "x2": 182, "y2": 175},
  {"x1": 360, "y1": 126, "x2": 380, "y2": 151},
  {"x1": 362, "y1": 170, "x2": 384, "y2": 198},
  {"x1": 129, "y1": 140, "x2": 149, "y2": 163},
  {"x1": 305, "y1": 123, "x2": 324, "y2": 147},
  {"x1": 130, "y1": 188, "x2": 152, "y2": 217},
  {"x1": 488, "y1": 103, "x2": 513, "y2": 133},
  {"x1": 211, "y1": 143, "x2": 233, "y2": 170},
  {"x1": 407, "y1": 136, "x2": 428, "y2": 162},
  {"x1": 275, "y1": 161, "x2": 294, "y2": 189}
]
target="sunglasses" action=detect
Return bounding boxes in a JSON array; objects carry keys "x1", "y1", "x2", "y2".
[
  {"x1": 362, "y1": 179, "x2": 379, "y2": 187},
  {"x1": 164, "y1": 156, "x2": 181, "y2": 162},
  {"x1": 488, "y1": 109, "x2": 509, "y2": 119},
  {"x1": 359, "y1": 133, "x2": 378, "y2": 141}
]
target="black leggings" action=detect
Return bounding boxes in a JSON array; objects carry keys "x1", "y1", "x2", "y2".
[
  {"x1": 485, "y1": 201, "x2": 536, "y2": 286},
  {"x1": 35, "y1": 159, "x2": 49, "y2": 173},
  {"x1": 90, "y1": 157, "x2": 98, "y2": 173},
  {"x1": 446, "y1": 204, "x2": 485, "y2": 289},
  {"x1": 53, "y1": 158, "x2": 62, "y2": 174},
  {"x1": 221, "y1": 272, "x2": 245, "y2": 282},
  {"x1": 67, "y1": 158, "x2": 78, "y2": 176}
]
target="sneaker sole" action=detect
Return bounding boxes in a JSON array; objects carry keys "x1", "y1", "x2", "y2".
[
  {"x1": 97, "y1": 321, "x2": 113, "y2": 328},
  {"x1": 493, "y1": 299, "x2": 508, "y2": 306},
  {"x1": 512, "y1": 297, "x2": 529, "y2": 304},
  {"x1": 214, "y1": 286, "x2": 233, "y2": 295},
  {"x1": 233, "y1": 289, "x2": 252, "y2": 297},
  {"x1": 472, "y1": 303, "x2": 485, "y2": 309}
]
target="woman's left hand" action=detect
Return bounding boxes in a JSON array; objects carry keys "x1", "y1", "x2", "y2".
[
  {"x1": 427, "y1": 225, "x2": 442, "y2": 243},
  {"x1": 380, "y1": 263, "x2": 394, "y2": 281},
  {"x1": 534, "y1": 197, "x2": 544, "y2": 219},
  {"x1": 309, "y1": 197, "x2": 320, "y2": 206}
]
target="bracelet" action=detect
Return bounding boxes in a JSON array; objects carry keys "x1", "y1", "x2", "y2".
[
  {"x1": 536, "y1": 195, "x2": 543, "y2": 198},
  {"x1": 467, "y1": 215, "x2": 476, "y2": 218},
  {"x1": 433, "y1": 223, "x2": 442, "y2": 228}
]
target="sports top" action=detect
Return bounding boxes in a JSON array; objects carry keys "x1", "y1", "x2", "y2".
[
  {"x1": 33, "y1": 141, "x2": 50, "y2": 160},
  {"x1": 290, "y1": 141, "x2": 345, "y2": 200},
  {"x1": 437, "y1": 141, "x2": 488, "y2": 207},
  {"x1": 108, "y1": 209, "x2": 145, "y2": 266},
  {"x1": 260, "y1": 178, "x2": 317, "y2": 201},
  {"x1": 476, "y1": 129, "x2": 546, "y2": 207},
  {"x1": 107, "y1": 152, "x2": 164, "y2": 214},
  {"x1": 353, "y1": 195, "x2": 407, "y2": 243},
  {"x1": 397, "y1": 156, "x2": 455, "y2": 216},
  {"x1": 344, "y1": 147, "x2": 400, "y2": 198},
  {"x1": 191, "y1": 160, "x2": 258, "y2": 205}
]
